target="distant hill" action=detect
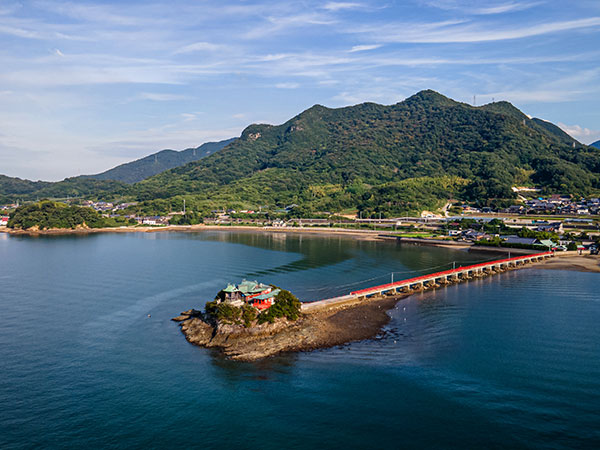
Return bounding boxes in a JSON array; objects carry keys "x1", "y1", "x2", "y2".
[
  {"x1": 0, "y1": 174, "x2": 129, "y2": 203},
  {"x1": 591, "y1": 140, "x2": 600, "y2": 149},
  {"x1": 0, "y1": 138, "x2": 236, "y2": 202},
  {"x1": 3, "y1": 92, "x2": 599, "y2": 217},
  {"x1": 132, "y1": 90, "x2": 599, "y2": 215},
  {"x1": 0, "y1": 174, "x2": 50, "y2": 196},
  {"x1": 87, "y1": 138, "x2": 236, "y2": 184}
]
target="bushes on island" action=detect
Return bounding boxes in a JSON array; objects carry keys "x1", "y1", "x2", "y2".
[
  {"x1": 204, "y1": 288, "x2": 301, "y2": 327},
  {"x1": 257, "y1": 288, "x2": 301, "y2": 324},
  {"x1": 205, "y1": 301, "x2": 258, "y2": 327}
]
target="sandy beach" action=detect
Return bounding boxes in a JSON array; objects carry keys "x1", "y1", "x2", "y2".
[
  {"x1": 537, "y1": 253, "x2": 600, "y2": 273},
  {"x1": 1, "y1": 223, "x2": 391, "y2": 240}
]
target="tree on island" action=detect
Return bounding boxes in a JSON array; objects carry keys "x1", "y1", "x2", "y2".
[{"x1": 205, "y1": 287, "x2": 301, "y2": 327}]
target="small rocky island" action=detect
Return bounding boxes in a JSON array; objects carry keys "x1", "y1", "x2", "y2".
[{"x1": 173, "y1": 279, "x2": 399, "y2": 361}]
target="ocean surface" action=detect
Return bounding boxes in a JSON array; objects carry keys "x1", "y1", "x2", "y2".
[{"x1": 1, "y1": 231, "x2": 599, "y2": 449}]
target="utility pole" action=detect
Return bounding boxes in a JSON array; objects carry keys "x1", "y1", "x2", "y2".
[{"x1": 183, "y1": 198, "x2": 186, "y2": 215}]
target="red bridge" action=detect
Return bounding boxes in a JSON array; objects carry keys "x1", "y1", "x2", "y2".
[{"x1": 302, "y1": 252, "x2": 554, "y2": 311}]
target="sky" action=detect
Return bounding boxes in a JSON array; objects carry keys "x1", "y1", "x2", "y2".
[{"x1": 1, "y1": 0, "x2": 600, "y2": 181}]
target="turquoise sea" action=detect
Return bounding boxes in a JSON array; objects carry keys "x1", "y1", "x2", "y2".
[{"x1": 1, "y1": 231, "x2": 599, "y2": 449}]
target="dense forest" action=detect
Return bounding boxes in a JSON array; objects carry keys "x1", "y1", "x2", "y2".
[
  {"x1": 2, "y1": 90, "x2": 600, "y2": 217},
  {"x1": 8, "y1": 201, "x2": 133, "y2": 230},
  {"x1": 131, "y1": 90, "x2": 599, "y2": 215}
]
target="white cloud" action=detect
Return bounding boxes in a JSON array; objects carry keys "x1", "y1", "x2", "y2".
[
  {"x1": 361, "y1": 17, "x2": 600, "y2": 43},
  {"x1": 174, "y1": 41, "x2": 224, "y2": 54},
  {"x1": 322, "y1": 2, "x2": 364, "y2": 11},
  {"x1": 180, "y1": 113, "x2": 197, "y2": 121},
  {"x1": 139, "y1": 92, "x2": 186, "y2": 101},
  {"x1": 425, "y1": 1, "x2": 542, "y2": 15},
  {"x1": 558, "y1": 123, "x2": 600, "y2": 145},
  {"x1": 244, "y1": 12, "x2": 337, "y2": 39},
  {"x1": 473, "y1": 2, "x2": 542, "y2": 15},
  {"x1": 275, "y1": 82, "x2": 300, "y2": 89},
  {"x1": 349, "y1": 44, "x2": 381, "y2": 52},
  {"x1": 482, "y1": 89, "x2": 579, "y2": 103}
]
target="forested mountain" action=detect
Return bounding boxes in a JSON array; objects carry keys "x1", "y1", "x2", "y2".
[
  {"x1": 131, "y1": 90, "x2": 600, "y2": 215},
  {"x1": 0, "y1": 174, "x2": 129, "y2": 203},
  {"x1": 4, "y1": 90, "x2": 599, "y2": 217},
  {"x1": 0, "y1": 138, "x2": 235, "y2": 203},
  {"x1": 591, "y1": 140, "x2": 600, "y2": 149},
  {"x1": 0, "y1": 175, "x2": 50, "y2": 197},
  {"x1": 86, "y1": 138, "x2": 236, "y2": 184}
]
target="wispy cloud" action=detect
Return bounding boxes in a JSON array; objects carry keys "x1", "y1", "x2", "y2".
[
  {"x1": 558, "y1": 123, "x2": 600, "y2": 145},
  {"x1": 139, "y1": 92, "x2": 187, "y2": 101},
  {"x1": 275, "y1": 82, "x2": 300, "y2": 89},
  {"x1": 322, "y1": 2, "x2": 365, "y2": 11},
  {"x1": 361, "y1": 17, "x2": 600, "y2": 43},
  {"x1": 244, "y1": 12, "x2": 337, "y2": 39},
  {"x1": 473, "y1": 2, "x2": 543, "y2": 15},
  {"x1": 349, "y1": 44, "x2": 382, "y2": 52},
  {"x1": 425, "y1": 1, "x2": 542, "y2": 15},
  {"x1": 174, "y1": 41, "x2": 224, "y2": 54},
  {"x1": 0, "y1": 0, "x2": 598, "y2": 179}
]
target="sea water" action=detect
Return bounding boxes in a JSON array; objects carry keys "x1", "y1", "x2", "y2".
[{"x1": 0, "y1": 231, "x2": 598, "y2": 449}]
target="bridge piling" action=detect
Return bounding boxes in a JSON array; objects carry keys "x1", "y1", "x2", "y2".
[{"x1": 302, "y1": 252, "x2": 554, "y2": 312}]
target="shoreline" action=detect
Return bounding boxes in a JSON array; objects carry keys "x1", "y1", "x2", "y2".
[
  {"x1": 175, "y1": 252, "x2": 595, "y2": 361},
  {"x1": 4, "y1": 223, "x2": 597, "y2": 263},
  {"x1": 0, "y1": 224, "x2": 548, "y2": 254},
  {"x1": 173, "y1": 295, "x2": 402, "y2": 361},
  {"x1": 536, "y1": 253, "x2": 600, "y2": 272}
]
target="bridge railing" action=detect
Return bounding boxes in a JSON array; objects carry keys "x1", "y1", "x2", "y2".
[{"x1": 350, "y1": 251, "x2": 553, "y2": 296}]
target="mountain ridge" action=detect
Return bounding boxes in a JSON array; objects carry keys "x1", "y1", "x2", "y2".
[
  {"x1": 0, "y1": 138, "x2": 236, "y2": 202},
  {"x1": 3, "y1": 90, "x2": 599, "y2": 216},
  {"x1": 85, "y1": 138, "x2": 236, "y2": 184},
  {"x1": 127, "y1": 89, "x2": 598, "y2": 215}
]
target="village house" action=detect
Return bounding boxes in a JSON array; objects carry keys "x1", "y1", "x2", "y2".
[
  {"x1": 503, "y1": 236, "x2": 542, "y2": 246},
  {"x1": 141, "y1": 216, "x2": 169, "y2": 226},
  {"x1": 536, "y1": 221, "x2": 563, "y2": 234},
  {"x1": 220, "y1": 280, "x2": 280, "y2": 311},
  {"x1": 0, "y1": 215, "x2": 9, "y2": 227},
  {"x1": 461, "y1": 229, "x2": 491, "y2": 241},
  {"x1": 272, "y1": 219, "x2": 287, "y2": 227}
]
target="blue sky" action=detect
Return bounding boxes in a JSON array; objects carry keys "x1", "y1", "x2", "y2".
[{"x1": 1, "y1": 0, "x2": 600, "y2": 180}]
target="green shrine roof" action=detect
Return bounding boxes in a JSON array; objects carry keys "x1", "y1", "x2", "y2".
[
  {"x1": 254, "y1": 289, "x2": 280, "y2": 300},
  {"x1": 224, "y1": 280, "x2": 271, "y2": 295}
]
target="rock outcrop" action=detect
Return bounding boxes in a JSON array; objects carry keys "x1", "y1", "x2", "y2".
[{"x1": 173, "y1": 296, "x2": 401, "y2": 361}]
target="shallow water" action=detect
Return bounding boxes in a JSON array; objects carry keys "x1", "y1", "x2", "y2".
[{"x1": 1, "y1": 231, "x2": 599, "y2": 449}]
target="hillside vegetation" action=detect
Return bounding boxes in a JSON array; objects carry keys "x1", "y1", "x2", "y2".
[
  {"x1": 132, "y1": 90, "x2": 599, "y2": 215},
  {"x1": 3, "y1": 90, "x2": 599, "y2": 217},
  {"x1": 8, "y1": 201, "x2": 132, "y2": 230},
  {"x1": 0, "y1": 138, "x2": 235, "y2": 202},
  {"x1": 86, "y1": 138, "x2": 236, "y2": 184}
]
